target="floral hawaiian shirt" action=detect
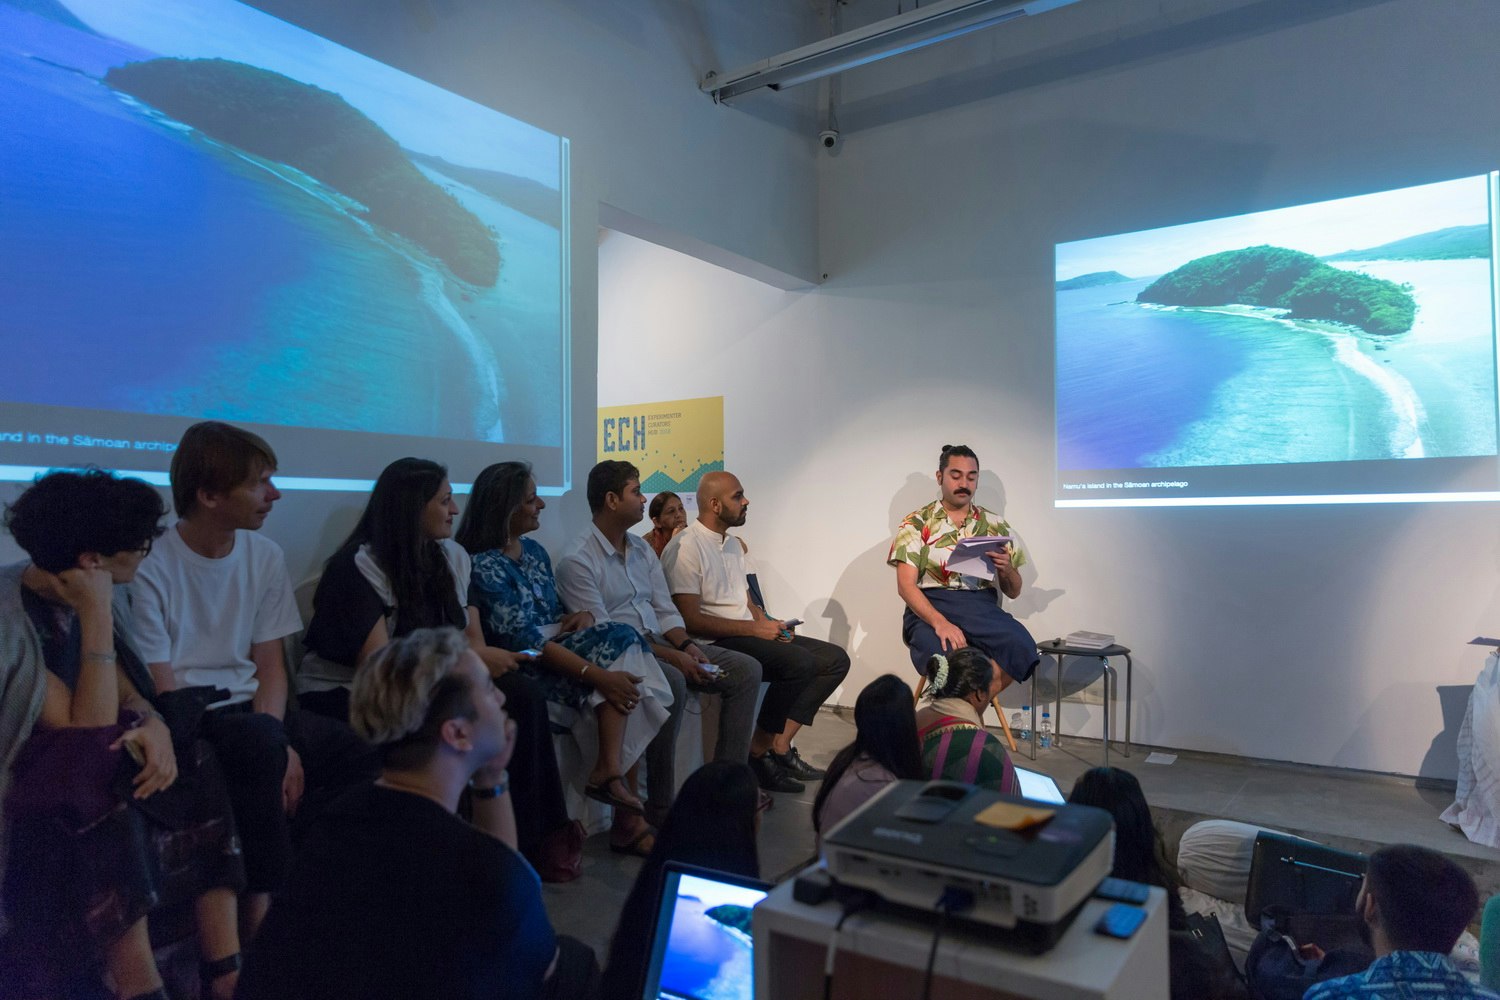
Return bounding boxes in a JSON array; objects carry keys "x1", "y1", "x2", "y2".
[{"x1": 887, "y1": 499, "x2": 1025, "y2": 591}]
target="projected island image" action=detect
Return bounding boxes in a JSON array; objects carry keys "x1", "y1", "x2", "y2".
[
  {"x1": 652, "y1": 873, "x2": 761, "y2": 1000},
  {"x1": 0, "y1": 0, "x2": 568, "y2": 486},
  {"x1": 1055, "y1": 174, "x2": 1500, "y2": 506}
]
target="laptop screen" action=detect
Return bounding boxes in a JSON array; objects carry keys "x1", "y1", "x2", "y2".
[
  {"x1": 1014, "y1": 766, "x2": 1066, "y2": 804},
  {"x1": 638, "y1": 863, "x2": 771, "y2": 1000}
]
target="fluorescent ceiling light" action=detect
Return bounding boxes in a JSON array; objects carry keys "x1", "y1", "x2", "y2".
[{"x1": 701, "y1": 0, "x2": 1083, "y2": 103}]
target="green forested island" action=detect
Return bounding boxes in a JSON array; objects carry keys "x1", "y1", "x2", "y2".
[
  {"x1": 705, "y1": 904, "x2": 754, "y2": 936},
  {"x1": 1324, "y1": 224, "x2": 1489, "y2": 262},
  {"x1": 105, "y1": 58, "x2": 500, "y2": 286},
  {"x1": 1057, "y1": 270, "x2": 1132, "y2": 291},
  {"x1": 1137, "y1": 245, "x2": 1416, "y2": 335}
]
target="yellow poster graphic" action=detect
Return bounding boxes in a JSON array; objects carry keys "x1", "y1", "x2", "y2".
[{"x1": 596, "y1": 396, "x2": 723, "y2": 494}]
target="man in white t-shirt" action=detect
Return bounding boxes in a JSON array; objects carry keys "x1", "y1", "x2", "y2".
[
  {"x1": 661, "y1": 471, "x2": 849, "y2": 794},
  {"x1": 132, "y1": 422, "x2": 377, "y2": 936}
]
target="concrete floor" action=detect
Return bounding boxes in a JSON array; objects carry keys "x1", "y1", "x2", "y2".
[{"x1": 542, "y1": 710, "x2": 1500, "y2": 963}]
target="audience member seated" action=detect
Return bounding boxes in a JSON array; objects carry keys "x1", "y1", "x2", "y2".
[
  {"x1": 299, "y1": 458, "x2": 573, "y2": 877},
  {"x1": 888, "y1": 444, "x2": 1038, "y2": 689},
  {"x1": 812, "y1": 674, "x2": 924, "y2": 849},
  {"x1": 1069, "y1": 767, "x2": 1245, "y2": 999},
  {"x1": 130, "y1": 422, "x2": 378, "y2": 938},
  {"x1": 1069, "y1": 767, "x2": 1188, "y2": 924},
  {"x1": 914, "y1": 648, "x2": 1019, "y2": 795},
  {"x1": 0, "y1": 470, "x2": 244, "y2": 1000},
  {"x1": 599, "y1": 760, "x2": 762, "y2": 1000},
  {"x1": 237, "y1": 627, "x2": 598, "y2": 1000},
  {"x1": 458, "y1": 461, "x2": 671, "y2": 855},
  {"x1": 556, "y1": 461, "x2": 764, "y2": 828},
  {"x1": 661, "y1": 470, "x2": 850, "y2": 794},
  {"x1": 645, "y1": 490, "x2": 687, "y2": 557},
  {"x1": 1303, "y1": 844, "x2": 1498, "y2": 1000}
]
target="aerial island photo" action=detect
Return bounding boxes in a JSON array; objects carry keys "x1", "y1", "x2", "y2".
[
  {"x1": 0, "y1": 0, "x2": 566, "y2": 446},
  {"x1": 656, "y1": 874, "x2": 760, "y2": 1000},
  {"x1": 1055, "y1": 175, "x2": 1499, "y2": 472}
]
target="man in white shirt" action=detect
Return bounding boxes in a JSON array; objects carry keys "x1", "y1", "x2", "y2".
[
  {"x1": 661, "y1": 471, "x2": 849, "y2": 793},
  {"x1": 556, "y1": 462, "x2": 763, "y2": 820},
  {"x1": 131, "y1": 422, "x2": 377, "y2": 935}
]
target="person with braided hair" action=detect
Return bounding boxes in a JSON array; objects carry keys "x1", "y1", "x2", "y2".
[{"x1": 914, "y1": 647, "x2": 1019, "y2": 795}]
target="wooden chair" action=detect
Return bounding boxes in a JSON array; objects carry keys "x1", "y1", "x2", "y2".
[{"x1": 912, "y1": 673, "x2": 1019, "y2": 752}]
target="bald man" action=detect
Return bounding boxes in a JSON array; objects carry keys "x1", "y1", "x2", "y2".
[{"x1": 661, "y1": 472, "x2": 849, "y2": 794}]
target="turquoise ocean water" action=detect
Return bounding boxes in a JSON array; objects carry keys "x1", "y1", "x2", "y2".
[{"x1": 1056, "y1": 259, "x2": 1499, "y2": 470}]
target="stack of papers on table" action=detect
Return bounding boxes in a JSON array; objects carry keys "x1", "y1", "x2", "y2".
[{"x1": 1064, "y1": 630, "x2": 1115, "y2": 650}]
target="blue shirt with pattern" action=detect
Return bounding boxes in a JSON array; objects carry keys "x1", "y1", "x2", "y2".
[
  {"x1": 1303, "y1": 951, "x2": 1499, "y2": 1000},
  {"x1": 469, "y1": 538, "x2": 652, "y2": 711}
]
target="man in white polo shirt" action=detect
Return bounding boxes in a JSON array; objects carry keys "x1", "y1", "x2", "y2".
[
  {"x1": 661, "y1": 470, "x2": 848, "y2": 794},
  {"x1": 556, "y1": 461, "x2": 764, "y2": 818},
  {"x1": 131, "y1": 422, "x2": 377, "y2": 936}
]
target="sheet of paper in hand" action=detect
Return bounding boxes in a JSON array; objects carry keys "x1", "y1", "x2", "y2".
[{"x1": 946, "y1": 535, "x2": 1012, "y2": 579}]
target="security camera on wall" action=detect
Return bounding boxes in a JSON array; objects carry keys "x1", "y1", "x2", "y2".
[{"x1": 818, "y1": 129, "x2": 840, "y2": 150}]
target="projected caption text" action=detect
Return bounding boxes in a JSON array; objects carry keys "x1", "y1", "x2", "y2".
[
  {"x1": 1062, "y1": 480, "x2": 1188, "y2": 490},
  {"x1": 0, "y1": 431, "x2": 177, "y2": 452}
]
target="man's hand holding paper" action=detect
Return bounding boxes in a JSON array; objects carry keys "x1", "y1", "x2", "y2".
[{"x1": 945, "y1": 535, "x2": 1012, "y2": 579}]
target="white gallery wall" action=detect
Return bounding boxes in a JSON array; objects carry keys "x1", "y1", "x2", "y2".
[{"x1": 599, "y1": 0, "x2": 1500, "y2": 779}]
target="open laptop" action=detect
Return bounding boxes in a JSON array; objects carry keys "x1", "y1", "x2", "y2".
[
  {"x1": 1014, "y1": 765, "x2": 1066, "y2": 804},
  {"x1": 638, "y1": 862, "x2": 772, "y2": 1000}
]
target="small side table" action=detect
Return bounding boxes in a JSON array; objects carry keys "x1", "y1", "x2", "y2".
[{"x1": 1032, "y1": 639, "x2": 1133, "y2": 765}]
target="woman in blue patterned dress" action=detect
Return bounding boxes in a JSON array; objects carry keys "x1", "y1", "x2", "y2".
[{"x1": 457, "y1": 462, "x2": 671, "y2": 823}]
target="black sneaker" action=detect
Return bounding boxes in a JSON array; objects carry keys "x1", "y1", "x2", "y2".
[
  {"x1": 774, "y1": 747, "x2": 827, "y2": 781},
  {"x1": 749, "y1": 752, "x2": 805, "y2": 793}
]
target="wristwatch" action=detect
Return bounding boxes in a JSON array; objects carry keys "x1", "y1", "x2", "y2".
[{"x1": 468, "y1": 772, "x2": 510, "y2": 799}]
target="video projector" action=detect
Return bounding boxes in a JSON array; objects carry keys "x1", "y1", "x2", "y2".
[{"x1": 821, "y1": 780, "x2": 1114, "y2": 952}]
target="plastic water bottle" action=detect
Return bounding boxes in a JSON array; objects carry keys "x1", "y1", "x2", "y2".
[
  {"x1": 1038, "y1": 709, "x2": 1053, "y2": 749},
  {"x1": 1014, "y1": 706, "x2": 1031, "y2": 742}
]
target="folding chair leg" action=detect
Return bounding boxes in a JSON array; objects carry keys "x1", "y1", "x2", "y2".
[
  {"x1": 990, "y1": 698, "x2": 1018, "y2": 753},
  {"x1": 912, "y1": 675, "x2": 927, "y2": 705}
]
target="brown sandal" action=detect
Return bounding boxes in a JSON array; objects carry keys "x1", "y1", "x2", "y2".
[
  {"x1": 585, "y1": 774, "x2": 644, "y2": 815},
  {"x1": 610, "y1": 823, "x2": 657, "y2": 857}
]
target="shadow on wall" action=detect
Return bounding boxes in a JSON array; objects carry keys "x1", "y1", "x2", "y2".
[
  {"x1": 1331, "y1": 680, "x2": 1471, "y2": 780},
  {"x1": 1420, "y1": 683, "x2": 1472, "y2": 783}
]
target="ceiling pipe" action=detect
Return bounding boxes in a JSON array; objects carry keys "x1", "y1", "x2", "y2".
[{"x1": 701, "y1": 0, "x2": 1084, "y2": 104}]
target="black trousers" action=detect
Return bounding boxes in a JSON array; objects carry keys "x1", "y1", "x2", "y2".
[
  {"x1": 202, "y1": 704, "x2": 378, "y2": 893},
  {"x1": 493, "y1": 670, "x2": 571, "y2": 860},
  {"x1": 542, "y1": 935, "x2": 599, "y2": 1000},
  {"x1": 713, "y1": 634, "x2": 850, "y2": 736}
]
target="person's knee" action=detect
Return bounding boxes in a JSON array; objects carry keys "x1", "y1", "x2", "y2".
[
  {"x1": 824, "y1": 646, "x2": 851, "y2": 677},
  {"x1": 661, "y1": 662, "x2": 687, "y2": 712},
  {"x1": 798, "y1": 637, "x2": 850, "y2": 677},
  {"x1": 209, "y1": 716, "x2": 289, "y2": 789},
  {"x1": 729, "y1": 656, "x2": 762, "y2": 693},
  {"x1": 776, "y1": 653, "x2": 818, "y2": 687}
]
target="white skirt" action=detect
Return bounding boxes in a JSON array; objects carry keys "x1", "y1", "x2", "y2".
[{"x1": 547, "y1": 641, "x2": 673, "y2": 774}]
